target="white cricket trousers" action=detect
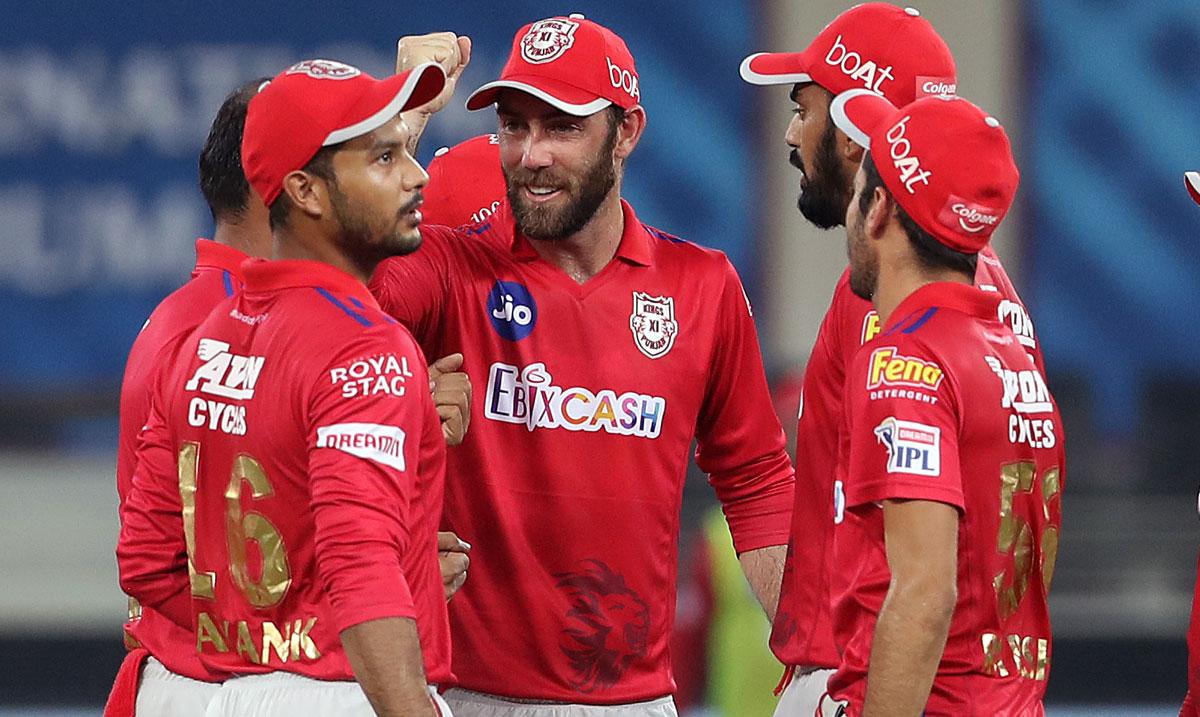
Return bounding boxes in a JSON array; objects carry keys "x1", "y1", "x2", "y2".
[
  {"x1": 134, "y1": 657, "x2": 220, "y2": 717},
  {"x1": 443, "y1": 688, "x2": 677, "y2": 717},
  {"x1": 772, "y1": 668, "x2": 845, "y2": 717},
  {"x1": 203, "y1": 671, "x2": 452, "y2": 716}
]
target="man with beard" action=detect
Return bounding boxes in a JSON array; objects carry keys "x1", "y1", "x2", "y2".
[
  {"x1": 119, "y1": 58, "x2": 459, "y2": 717},
  {"x1": 105, "y1": 70, "x2": 475, "y2": 716},
  {"x1": 828, "y1": 90, "x2": 1063, "y2": 716},
  {"x1": 739, "y1": 5, "x2": 1046, "y2": 712},
  {"x1": 371, "y1": 17, "x2": 795, "y2": 716}
]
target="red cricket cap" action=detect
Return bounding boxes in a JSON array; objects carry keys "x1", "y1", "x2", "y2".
[
  {"x1": 242, "y1": 59, "x2": 446, "y2": 206},
  {"x1": 1186, "y1": 172, "x2": 1200, "y2": 206},
  {"x1": 423, "y1": 134, "x2": 506, "y2": 226},
  {"x1": 466, "y1": 14, "x2": 640, "y2": 116},
  {"x1": 830, "y1": 89, "x2": 1019, "y2": 254},
  {"x1": 739, "y1": 3, "x2": 956, "y2": 107}
]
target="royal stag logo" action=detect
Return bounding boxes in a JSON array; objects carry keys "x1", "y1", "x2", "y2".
[
  {"x1": 555, "y1": 560, "x2": 651, "y2": 693},
  {"x1": 629, "y1": 292, "x2": 678, "y2": 359},
  {"x1": 520, "y1": 18, "x2": 580, "y2": 64}
]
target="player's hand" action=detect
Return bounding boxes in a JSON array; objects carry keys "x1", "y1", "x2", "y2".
[
  {"x1": 437, "y1": 531, "x2": 471, "y2": 601},
  {"x1": 395, "y1": 32, "x2": 472, "y2": 115},
  {"x1": 429, "y1": 353, "x2": 471, "y2": 446}
]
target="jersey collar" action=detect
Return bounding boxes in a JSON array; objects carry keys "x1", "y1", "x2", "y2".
[
  {"x1": 882, "y1": 280, "x2": 1001, "y2": 334},
  {"x1": 240, "y1": 258, "x2": 381, "y2": 310},
  {"x1": 509, "y1": 199, "x2": 653, "y2": 267},
  {"x1": 194, "y1": 239, "x2": 249, "y2": 276}
]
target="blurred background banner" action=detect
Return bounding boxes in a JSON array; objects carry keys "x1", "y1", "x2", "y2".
[{"x1": 0, "y1": 0, "x2": 1197, "y2": 713}]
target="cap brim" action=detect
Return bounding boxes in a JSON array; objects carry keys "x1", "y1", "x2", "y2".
[
  {"x1": 465, "y1": 77, "x2": 612, "y2": 116},
  {"x1": 739, "y1": 52, "x2": 813, "y2": 86},
  {"x1": 1187, "y1": 172, "x2": 1200, "y2": 206},
  {"x1": 829, "y1": 88, "x2": 898, "y2": 150},
  {"x1": 323, "y1": 62, "x2": 447, "y2": 146}
]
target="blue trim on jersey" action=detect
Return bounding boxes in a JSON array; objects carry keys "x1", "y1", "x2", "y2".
[
  {"x1": 348, "y1": 296, "x2": 365, "y2": 309},
  {"x1": 901, "y1": 307, "x2": 939, "y2": 334},
  {"x1": 221, "y1": 270, "x2": 235, "y2": 297},
  {"x1": 463, "y1": 222, "x2": 492, "y2": 236},
  {"x1": 314, "y1": 288, "x2": 373, "y2": 327},
  {"x1": 643, "y1": 224, "x2": 685, "y2": 243}
]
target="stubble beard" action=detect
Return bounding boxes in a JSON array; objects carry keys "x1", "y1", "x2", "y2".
[
  {"x1": 505, "y1": 129, "x2": 619, "y2": 242},
  {"x1": 794, "y1": 119, "x2": 853, "y2": 230}
]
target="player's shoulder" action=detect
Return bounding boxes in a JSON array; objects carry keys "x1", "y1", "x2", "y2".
[
  {"x1": 641, "y1": 222, "x2": 735, "y2": 274},
  {"x1": 140, "y1": 269, "x2": 234, "y2": 340}
]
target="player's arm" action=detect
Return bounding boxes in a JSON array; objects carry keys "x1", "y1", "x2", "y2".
[
  {"x1": 116, "y1": 399, "x2": 191, "y2": 627},
  {"x1": 308, "y1": 328, "x2": 438, "y2": 713},
  {"x1": 395, "y1": 32, "x2": 472, "y2": 155},
  {"x1": 861, "y1": 498, "x2": 958, "y2": 717},
  {"x1": 694, "y1": 259, "x2": 794, "y2": 620}
]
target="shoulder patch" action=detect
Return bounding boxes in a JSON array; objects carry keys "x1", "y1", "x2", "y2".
[{"x1": 642, "y1": 224, "x2": 686, "y2": 244}]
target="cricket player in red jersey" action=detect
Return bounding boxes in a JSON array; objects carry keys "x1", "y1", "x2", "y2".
[
  {"x1": 104, "y1": 78, "x2": 269, "y2": 717},
  {"x1": 739, "y1": 6, "x2": 1046, "y2": 712},
  {"x1": 826, "y1": 91, "x2": 1064, "y2": 715},
  {"x1": 372, "y1": 17, "x2": 795, "y2": 715},
  {"x1": 106, "y1": 74, "x2": 473, "y2": 716},
  {"x1": 423, "y1": 134, "x2": 506, "y2": 226},
  {"x1": 1179, "y1": 172, "x2": 1200, "y2": 717},
  {"x1": 119, "y1": 57, "x2": 459, "y2": 717}
]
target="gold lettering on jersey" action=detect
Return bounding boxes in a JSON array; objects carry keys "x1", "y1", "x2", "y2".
[
  {"x1": 179, "y1": 441, "x2": 216, "y2": 599},
  {"x1": 196, "y1": 612, "x2": 320, "y2": 665},
  {"x1": 866, "y1": 347, "x2": 944, "y2": 392},
  {"x1": 197, "y1": 611, "x2": 229, "y2": 654},
  {"x1": 225, "y1": 455, "x2": 292, "y2": 608},
  {"x1": 982, "y1": 632, "x2": 1049, "y2": 681}
]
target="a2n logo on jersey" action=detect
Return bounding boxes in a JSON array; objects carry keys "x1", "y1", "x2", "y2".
[{"x1": 184, "y1": 339, "x2": 265, "y2": 436}]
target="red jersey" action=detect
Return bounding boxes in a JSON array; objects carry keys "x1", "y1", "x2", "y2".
[
  {"x1": 1182, "y1": 527, "x2": 1200, "y2": 716},
  {"x1": 115, "y1": 238, "x2": 245, "y2": 681},
  {"x1": 828, "y1": 281, "x2": 1065, "y2": 715},
  {"x1": 770, "y1": 246, "x2": 1044, "y2": 669},
  {"x1": 118, "y1": 259, "x2": 452, "y2": 685},
  {"x1": 369, "y1": 200, "x2": 794, "y2": 703},
  {"x1": 422, "y1": 134, "x2": 505, "y2": 227}
]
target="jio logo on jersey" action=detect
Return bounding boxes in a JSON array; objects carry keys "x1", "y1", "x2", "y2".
[{"x1": 487, "y1": 280, "x2": 538, "y2": 341}]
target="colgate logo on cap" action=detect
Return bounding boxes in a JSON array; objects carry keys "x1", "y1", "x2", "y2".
[
  {"x1": 938, "y1": 195, "x2": 1003, "y2": 235},
  {"x1": 916, "y1": 76, "x2": 957, "y2": 98},
  {"x1": 607, "y1": 57, "x2": 640, "y2": 101},
  {"x1": 521, "y1": 18, "x2": 579, "y2": 64},
  {"x1": 885, "y1": 115, "x2": 931, "y2": 194},
  {"x1": 286, "y1": 59, "x2": 361, "y2": 80},
  {"x1": 824, "y1": 34, "x2": 895, "y2": 94}
]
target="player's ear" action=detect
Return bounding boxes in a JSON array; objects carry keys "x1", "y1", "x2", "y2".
[
  {"x1": 613, "y1": 105, "x2": 646, "y2": 162},
  {"x1": 865, "y1": 186, "x2": 891, "y2": 238},
  {"x1": 280, "y1": 170, "x2": 327, "y2": 221},
  {"x1": 842, "y1": 133, "x2": 864, "y2": 164}
]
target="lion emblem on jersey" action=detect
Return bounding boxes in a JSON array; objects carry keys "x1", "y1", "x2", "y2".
[
  {"x1": 629, "y1": 292, "x2": 678, "y2": 359},
  {"x1": 555, "y1": 560, "x2": 651, "y2": 692},
  {"x1": 520, "y1": 18, "x2": 579, "y2": 64}
]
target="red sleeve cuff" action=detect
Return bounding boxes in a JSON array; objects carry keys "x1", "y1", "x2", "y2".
[
  {"x1": 329, "y1": 582, "x2": 417, "y2": 634},
  {"x1": 848, "y1": 479, "x2": 965, "y2": 511},
  {"x1": 721, "y1": 462, "x2": 795, "y2": 554}
]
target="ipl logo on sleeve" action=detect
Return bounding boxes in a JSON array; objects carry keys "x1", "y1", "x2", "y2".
[
  {"x1": 629, "y1": 292, "x2": 678, "y2": 359},
  {"x1": 873, "y1": 417, "x2": 941, "y2": 477}
]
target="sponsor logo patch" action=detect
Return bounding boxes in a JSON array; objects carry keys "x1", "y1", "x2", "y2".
[
  {"x1": 329, "y1": 353, "x2": 413, "y2": 399},
  {"x1": 885, "y1": 115, "x2": 932, "y2": 194},
  {"x1": 938, "y1": 195, "x2": 1003, "y2": 236},
  {"x1": 985, "y1": 356, "x2": 1056, "y2": 448},
  {"x1": 487, "y1": 280, "x2": 538, "y2": 341},
  {"x1": 861, "y1": 311, "x2": 882, "y2": 344},
  {"x1": 916, "y1": 76, "x2": 957, "y2": 98},
  {"x1": 184, "y1": 339, "x2": 265, "y2": 436},
  {"x1": 485, "y1": 362, "x2": 666, "y2": 438},
  {"x1": 874, "y1": 417, "x2": 941, "y2": 476},
  {"x1": 629, "y1": 292, "x2": 678, "y2": 359},
  {"x1": 520, "y1": 18, "x2": 579, "y2": 64},
  {"x1": 823, "y1": 34, "x2": 895, "y2": 94},
  {"x1": 316, "y1": 423, "x2": 406, "y2": 470},
  {"x1": 286, "y1": 59, "x2": 361, "y2": 80},
  {"x1": 867, "y1": 346, "x2": 944, "y2": 391}
]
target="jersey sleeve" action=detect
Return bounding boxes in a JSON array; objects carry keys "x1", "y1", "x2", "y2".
[
  {"x1": 843, "y1": 335, "x2": 964, "y2": 510},
  {"x1": 117, "y1": 390, "x2": 191, "y2": 628},
  {"x1": 694, "y1": 258, "x2": 795, "y2": 554},
  {"x1": 306, "y1": 324, "x2": 432, "y2": 634},
  {"x1": 368, "y1": 225, "x2": 456, "y2": 348}
]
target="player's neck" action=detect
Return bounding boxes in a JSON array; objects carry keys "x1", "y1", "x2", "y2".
[
  {"x1": 873, "y1": 260, "x2": 969, "y2": 325},
  {"x1": 272, "y1": 229, "x2": 373, "y2": 285},
  {"x1": 526, "y1": 191, "x2": 625, "y2": 285},
  {"x1": 213, "y1": 220, "x2": 272, "y2": 260}
]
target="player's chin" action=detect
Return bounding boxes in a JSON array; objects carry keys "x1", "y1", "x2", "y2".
[{"x1": 383, "y1": 227, "x2": 424, "y2": 257}]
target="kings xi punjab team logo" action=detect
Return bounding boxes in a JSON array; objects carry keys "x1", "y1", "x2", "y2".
[
  {"x1": 521, "y1": 18, "x2": 579, "y2": 64},
  {"x1": 629, "y1": 292, "x2": 678, "y2": 359}
]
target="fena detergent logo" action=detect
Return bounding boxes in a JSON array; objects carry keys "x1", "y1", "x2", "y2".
[{"x1": 866, "y1": 346, "x2": 944, "y2": 391}]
